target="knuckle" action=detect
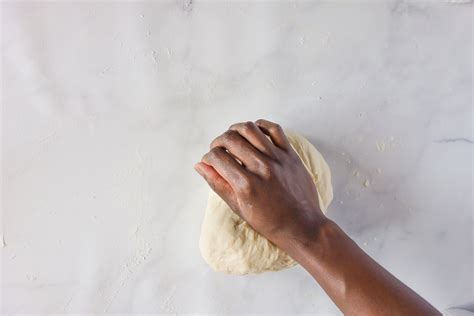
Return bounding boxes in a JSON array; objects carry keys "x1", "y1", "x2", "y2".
[
  {"x1": 209, "y1": 147, "x2": 223, "y2": 160},
  {"x1": 270, "y1": 123, "x2": 282, "y2": 132},
  {"x1": 210, "y1": 135, "x2": 221, "y2": 148},
  {"x1": 223, "y1": 129, "x2": 237, "y2": 141},
  {"x1": 229, "y1": 122, "x2": 241, "y2": 129},
  {"x1": 242, "y1": 121, "x2": 254, "y2": 133},
  {"x1": 202, "y1": 151, "x2": 210, "y2": 162}
]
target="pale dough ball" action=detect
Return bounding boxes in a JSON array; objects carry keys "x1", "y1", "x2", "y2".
[{"x1": 199, "y1": 131, "x2": 333, "y2": 274}]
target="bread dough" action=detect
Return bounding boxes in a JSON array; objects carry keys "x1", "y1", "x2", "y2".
[{"x1": 199, "y1": 131, "x2": 333, "y2": 274}]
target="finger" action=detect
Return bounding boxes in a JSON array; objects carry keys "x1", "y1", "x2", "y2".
[
  {"x1": 201, "y1": 147, "x2": 249, "y2": 189},
  {"x1": 229, "y1": 121, "x2": 277, "y2": 158},
  {"x1": 210, "y1": 130, "x2": 267, "y2": 174},
  {"x1": 255, "y1": 119, "x2": 290, "y2": 150},
  {"x1": 194, "y1": 162, "x2": 234, "y2": 203}
]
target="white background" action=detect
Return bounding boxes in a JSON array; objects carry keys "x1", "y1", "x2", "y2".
[{"x1": 2, "y1": 1, "x2": 473, "y2": 314}]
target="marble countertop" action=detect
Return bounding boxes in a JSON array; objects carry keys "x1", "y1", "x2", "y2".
[{"x1": 2, "y1": 1, "x2": 472, "y2": 314}]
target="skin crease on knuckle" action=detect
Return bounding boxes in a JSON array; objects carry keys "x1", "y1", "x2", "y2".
[
  {"x1": 210, "y1": 135, "x2": 220, "y2": 149},
  {"x1": 208, "y1": 147, "x2": 221, "y2": 161},
  {"x1": 242, "y1": 122, "x2": 261, "y2": 141},
  {"x1": 243, "y1": 121, "x2": 255, "y2": 133},
  {"x1": 211, "y1": 131, "x2": 229, "y2": 149},
  {"x1": 204, "y1": 147, "x2": 228, "y2": 172},
  {"x1": 271, "y1": 124, "x2": 282, "y2": 134},
  {"x1": 201, "y1": 152, "x2": 211, "y2": 164},
  {"x1": 256, "y1": 119, "x2": 278, "y2": 130},
  {"x1": 223, "y1": 130, "x2": 237, "y2": 142}
]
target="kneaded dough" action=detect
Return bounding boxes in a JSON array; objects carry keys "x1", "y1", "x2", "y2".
[{"x1": 199, "y1": 131, "x2": 333, "y2": 274}]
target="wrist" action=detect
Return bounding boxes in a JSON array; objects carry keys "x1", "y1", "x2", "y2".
[{"x1": 281, "y1": 218, "x2": 339, "y2": 262}]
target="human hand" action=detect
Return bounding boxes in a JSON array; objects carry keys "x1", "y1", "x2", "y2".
[{"x1": 194, "y1": 119, "x2": 326, "y2": 250}]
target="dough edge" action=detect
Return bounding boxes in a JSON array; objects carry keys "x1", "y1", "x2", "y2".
[{"x1": 199, "y1": 131, "x2": 333, "y2": 274}]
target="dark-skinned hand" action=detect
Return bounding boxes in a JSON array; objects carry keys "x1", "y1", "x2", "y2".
[
  {"x1": 194, "y1": 119, "x2": 325, "y2": 250},
  {"x1": 195, "y1": 119, "x2": 440, "y2": 316}
]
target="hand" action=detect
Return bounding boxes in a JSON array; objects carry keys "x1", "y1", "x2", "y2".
[
  {"x1": 194, "y1": 119, "x2": 326, "y2": 250},
  {"x1": 195, "y1": 120, "x2": 440, "y2": 315}
]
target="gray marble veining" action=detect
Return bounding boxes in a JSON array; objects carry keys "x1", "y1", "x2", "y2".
[{"x1": 2, "y1": 1, "x2": 472, "y2": 314}]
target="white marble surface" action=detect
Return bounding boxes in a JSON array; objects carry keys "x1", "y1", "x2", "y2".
[{"x1": 2, "y1": 1, "x2": 473, "y2": 314}]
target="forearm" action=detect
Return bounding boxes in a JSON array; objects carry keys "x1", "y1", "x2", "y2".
[
  {"x1": 284, "y1": 219, "x2": 440, "y2": 316},
  {"x1": 196, "y1": 119, "x2": 440, "y2": 314}
]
